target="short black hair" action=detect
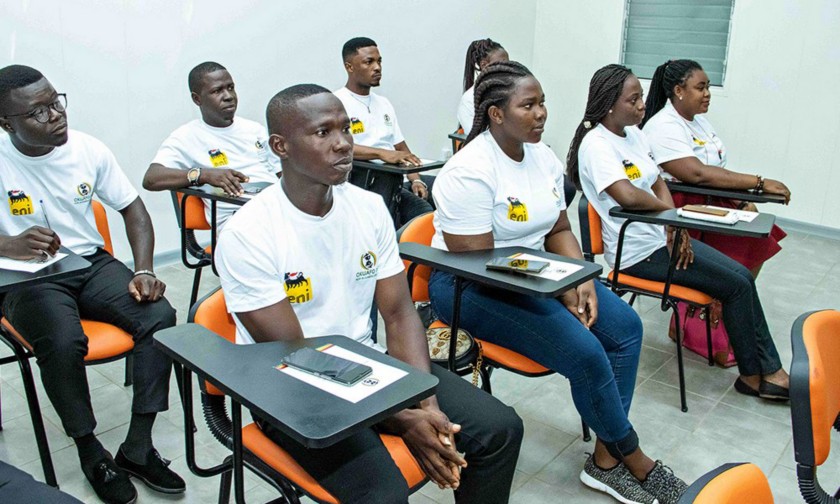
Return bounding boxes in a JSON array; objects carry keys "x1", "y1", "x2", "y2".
[
  {"x1": 0, "y1": 65, "x2": 44, "y2": 112},
  {"x1": 342, "y1": 37, "x2": 377, "y2": 62},
  {"x1": 265, "y1": 83, "x2": 332, "y2": 135},
  {"x1": 188, "y1": 61, "x2": 227, "y2": 94}
]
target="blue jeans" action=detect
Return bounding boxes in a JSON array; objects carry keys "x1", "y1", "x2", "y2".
[{"x1": 429, "y1": 271, "x2": 643, "y2": 455}]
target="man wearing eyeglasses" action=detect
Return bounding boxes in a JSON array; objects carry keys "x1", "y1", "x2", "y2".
[{"x1": 0, "y1": 65, "x2": 184, "y2": 504}]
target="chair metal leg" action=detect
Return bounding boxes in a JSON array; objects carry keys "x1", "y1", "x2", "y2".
[
  {"x1": 628, "y1": 293, "x2": 638, "y2": 306},
  {"x1": 671, "y1": 303, "x2": 689, "y2": 412},
  {"x1": 18, "y1": 354, "x2": 58, "y2": 487},
  {"x1": 704, "y1": 306, "x2": 713, "y2": 366},
  {"x1": 479, "y1": 365, "x2": 493, "y2": 394},
  {"x1": 218, "y1": 460, "x2": 232, "y2": 504},
  {"x1": 582, "y1": 419, "x2": 592, "y2": 442},
  {"x1": 124, "y1": 352, "x2": 134, "y2": 386},
  {"x1": 190, "y1": 267, "x2": 203, "y2": 310}
]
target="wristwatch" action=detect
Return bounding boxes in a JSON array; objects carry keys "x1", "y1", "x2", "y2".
[{"x1": 187, "y1": 167, "x2": 202, "y2": 186}]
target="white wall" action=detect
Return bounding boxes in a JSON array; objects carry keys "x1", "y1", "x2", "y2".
[
  {"x1": 532, "y1": 0, "x2": 840, "y2": 230},
  {"x1": 0, "y1": 0, "x2": 537, "y2": 261}
]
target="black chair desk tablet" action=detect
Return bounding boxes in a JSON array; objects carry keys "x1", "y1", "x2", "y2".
[
  {"x1": 351, "y1": 159, "x2": 444, "y2": 225},
  {"x1": 0, "y1": 248, "x2": 91, "y2": 294},
  {"x1": 398, "y1": 243, "x2": 603, "y2": 370},
  {"x1": 448, "y1": 131, "x2": 467, "y2": 153},
  {"x1": 665, "y1": 180, "x2": 787, "y2": 205},
  {"x1": 154, "y1": 325, "x2": 438, "y2": 503}
]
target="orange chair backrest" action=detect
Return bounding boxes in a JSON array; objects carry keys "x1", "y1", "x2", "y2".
[
  {"x1": 398, "y1": 213, "x2": 435, "y2": 302},
  {"x1": 454, "y1": 126, "x2": 465, "y2": 152},
  {"x1": 587, "y1": 203, "x2": 604, "y2": 256},
  {"x1": 191, "y1": 288, "x2": 237, "y2": 396},
  {"x1": 691, "y1": 463, "x2": 773, "y2": 503},
  {"x1": 175, "y1": 192, "x2": 211, "y2": 231},
  {"x1": 801, "y1": 310, "x2": 840, "y2": 465},
  {"x1": 91, "y1": 200, "x2": 114, "y2": 256}
]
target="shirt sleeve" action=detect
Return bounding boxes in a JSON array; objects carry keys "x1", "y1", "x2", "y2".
[
  {"x1": 216, "y1": 223, "x2": 288, "y2": 313},
  {"x1": 645, "y1": 119, "x2": 695, "y2": 164},
  {"x1": 150, "y1": 132, "x2": 191, "y2": 170},
  {"x1": 373, "y1": 198, "x2": 404, "y2": 280},
  {"x1": 433, "y1": 161, "x2": 495, "y2": 236},
  {"x1": 92, "y1": 141, "x2": 139, "y2": 211},
  {"x1": 580, "y1": 136, "x2": 628, "y2": 196}
]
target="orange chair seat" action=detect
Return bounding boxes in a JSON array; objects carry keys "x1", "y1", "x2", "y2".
[
  {"x1": 1, "y1": 317, "x2": 134, "y2": 361},
  {"x1": 692, "y1": 463, "x2": 773, "y2": 503},
  {"x1": 608, "y1": 271, "x2": 714, "y2": 306},
  {"x1": 242, "y1": 423, "x2": 426, "y2": 504}
]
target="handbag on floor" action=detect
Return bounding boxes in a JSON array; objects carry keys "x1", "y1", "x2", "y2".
[
  {"x1": 415, "y1": 302, "x2": 483, "y2": 386},
  {"x1": 669, "y1": 300, "x2": 737, "y2": 368}
]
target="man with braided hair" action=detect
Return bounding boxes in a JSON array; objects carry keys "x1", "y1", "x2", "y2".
[{"x1": 334, "y1": 37, "x2": 434, "y2": 227}]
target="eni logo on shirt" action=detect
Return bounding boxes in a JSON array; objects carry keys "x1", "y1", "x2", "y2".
[
  {"x1": 356, "y1": 251, "x2": 378, "y2": 280},
  {"x1": 7, "y1": 190, "x2": 33, "y2": 216},
  {"x1": 691, "y1": 136, "x2": 706, "y2": 146},
  {"x1": 350, "y1": 118, "x2": 365, "y2": 135},
  {"x1": 506, "y1": 197, "x2": 529, "y2": 222},
  {"x1": 284, "y1": 272, "x2": 313, "y2": 304},
  {"x1": 622, "y1": 160, "x2": 641, "y2": 181},
  {"x1": 208, "y1": 149, "x2": 229, "y2": 167}
]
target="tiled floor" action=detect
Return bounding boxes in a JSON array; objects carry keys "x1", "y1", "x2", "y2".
[{"x1": 1, "y1": 208, "x2": 838, "y2": 503}]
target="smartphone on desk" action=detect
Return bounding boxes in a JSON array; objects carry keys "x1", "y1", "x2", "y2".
[
  {"x1": 681, "y1": 204, "x2": 730, "y2": 217},
  {"x1": 241, "y1": 181, "x2": 273, "y2": 195},
  {"x1": 281, "y1": 347, "x2": 373, "y2": 386},
  {"x1": 486, "y1": 256, "x2": 549, "y2": 275}
]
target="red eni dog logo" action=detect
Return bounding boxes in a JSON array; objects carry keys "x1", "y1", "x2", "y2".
[
  {"x1": 7, "y1": 190, "x2": 33, "y2": 216},
  {"x1": 284, "y1": 272, "x2": 312, "y2": 304}
]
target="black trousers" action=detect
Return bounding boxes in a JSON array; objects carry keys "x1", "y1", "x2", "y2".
[
  {"x1": 0, "y1": 461, "x2": 82, "y2": 503},
  {"x1": 254, "y1": 365, "x2": 523, "y2": 504},
  {"x1": 2, "y1": 249, "x2": 176, "y2": 437},
  {"x1": 349, "y1": 170, "x2": 433, "y2": 227},
  {"x1": 402, "y1": 173, "x2": 437, "y2": 210},
  {"x1": 622, "y1": 240, "x2": 782, "y2": 376}
]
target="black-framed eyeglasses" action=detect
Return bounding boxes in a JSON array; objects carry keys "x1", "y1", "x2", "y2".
[{"x1": 3, "y1": 94, "x2": 67, "y2": 124}]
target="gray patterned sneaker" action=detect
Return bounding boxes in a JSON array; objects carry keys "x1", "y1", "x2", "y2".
[
  {"x1": 639, "y1": 461, "x2": 688, "y2": 504},
  {"x1": 580, "y1": 454, "x2": 659, "y2": 504}
]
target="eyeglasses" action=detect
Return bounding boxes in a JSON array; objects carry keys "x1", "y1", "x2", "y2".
[{"x1": 3, "y1": 94, "x2": 67, "y2": 124}]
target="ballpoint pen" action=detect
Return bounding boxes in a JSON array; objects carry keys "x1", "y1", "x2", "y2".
[{"x1": 39, "y1": 199, "x2": 54, "y2": 261}]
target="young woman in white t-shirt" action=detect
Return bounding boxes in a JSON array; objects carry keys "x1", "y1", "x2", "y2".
[
  {"x1": 430, "y1": 61, "x2": 686, "y2": 504},
  {"x1": 457, "y1": 39, "x2": 508, "y2": 134},
  {"x1": 567, "y1": 64, "x2": 789, "y2": 406},
  {"x1": 641, "y1": 59, "x2": 790, "y2": 277}
]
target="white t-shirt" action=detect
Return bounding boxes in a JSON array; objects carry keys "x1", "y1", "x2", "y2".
[
  {"x1": 333, "y1": 87, "x2": 405, "y2": 150},
  {"x1": 643, "y1": 100, "x2": 727, "y2": 176},
  {"x1": 457, "y1": 86, "x2": 475, "y2": 133},
  {"x1": 151, "y1": 117, "x2": 281, "y2": 227},
  {"x1": 432, "y1": 130, "x2": 567, "y2": 251},
  {"x1": 578, "y1": 124, "x2": 666, "y2": 270},
  {"x1": 0, "y1": 130, "x2": 138, "y2": 256},
  {"x1": 216, "y1": 182, "x2": 404, "y2": 347}
]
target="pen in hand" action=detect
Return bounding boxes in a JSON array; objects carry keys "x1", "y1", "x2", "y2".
[{"x1": 39, "y1": 199, "x2": 55, "y2": 260}]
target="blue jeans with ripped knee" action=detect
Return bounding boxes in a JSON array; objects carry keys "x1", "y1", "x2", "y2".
[{"x1": 429, "y1": 270, "x2": 643, "y2": 456}]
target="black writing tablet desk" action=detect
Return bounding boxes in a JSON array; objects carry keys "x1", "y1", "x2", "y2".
[
  {"x1": 0, "y1": 248, "x2": 91, "y2": 294},
  {"x1": 398, "y1": 243, "x2": 603, "y2": 370},
  {"x1": 351, "y1": 159, "x2": 444, "y2": 225},
  {"x1": 665, "y1": 181, "x2": 788, "y2": 205},
  {"x1": 448, "y1": 131, "x2": 467, "y2": 153},
  {"x1": 154, "y1": 325, "x2": 438, "y2": 503}
]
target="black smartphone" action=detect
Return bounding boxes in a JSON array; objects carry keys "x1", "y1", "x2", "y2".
[
  {"x1": 281, "y1": 347, "x2": 373, "y2": 386},
  {"x1": 486, "y1": 256, "x2": 550, "y2": 274},
  {"x1": 242, "y1": 181, "x2": 273, "y2": 194}
]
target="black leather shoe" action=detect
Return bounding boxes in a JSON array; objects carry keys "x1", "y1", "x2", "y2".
[
  {"x1": 83, "y1": 454, "x2": 137, "y2": 504},
  {"x1": 759, "y1": 380, "x2": 790, "y2": 401},
  {"x1": 733, "y1": 377, "x2": 759, "y2": 397},
  {"x1": 115, "y1": 446, "x2": 186, "y2": 494}
]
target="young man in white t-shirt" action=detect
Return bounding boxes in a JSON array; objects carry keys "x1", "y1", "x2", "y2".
[
  {"x1": 0, "y1": 65, "x2": 183, "y2": 504},
  {"x1": 334, "y1": 37, "x2": 434, "y2": 227},
  {"x1": 215, "y1": 84, "x2": 522, "y2": 503},
  {"x1": 143, "y1": 61, "x2": 281, "y2": 228}
]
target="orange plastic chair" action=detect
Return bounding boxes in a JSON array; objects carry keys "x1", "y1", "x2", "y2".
[
  {"x1": 449, "y1": 127, "x2": 466, "y2": 153},
  {"x1": 186, "y1": 287, "x2": 428, "y2": 503},
  {"x1": 0, "y1": 200, "x2": 135, "y2": 488},
  {"x1": 577, "y1": 195, "x2": 716, "y2": 412},
  {"x1": 170, "y1": 191, "x2": 213, "y2": 308},
  {"x1": 677, "y1": 462, "x2": 773, "y2": 503},
  {"x1": 790, "y1": 309, "x2": 840, "y2": 504}
]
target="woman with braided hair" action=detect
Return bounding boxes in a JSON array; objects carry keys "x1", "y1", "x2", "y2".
[
  {"x1": 430, "y1": 60, "x2": 686, "y2": 504},
  {"x1": 456, "y1": 38, "x2": 508, "y2": 132},
  {"x1": 568, "y1": 64, "x2": 789, "y2": 409},
  {"x1": 641, "y1": 59, "x2": 790, "y2": 277}
]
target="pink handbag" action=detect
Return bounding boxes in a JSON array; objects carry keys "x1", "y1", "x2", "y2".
[{"x1": 669, "y1": 300, "x2": 736, "y2": 368}]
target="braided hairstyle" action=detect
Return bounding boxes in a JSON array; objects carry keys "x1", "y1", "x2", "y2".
[
  {"x1": 565, "y1": 64, "x2": 633, "y2": 190},
  {"x1": 466, "y1": 60, "x2": 532, "y2": 145},
  {"x1": 640, "y1": 59, "x2": 703, "y2": 128},
  {"x1": 463, "y1": 38, "x2": 505, "y2": 92}
]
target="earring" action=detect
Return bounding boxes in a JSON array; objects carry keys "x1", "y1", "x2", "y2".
[
  {"x1": 679, "y1": 95, "x2": 683, "y2": 101},
  {"x1": 609, "y1": 109, "x2": 613, "y2": 114}
]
